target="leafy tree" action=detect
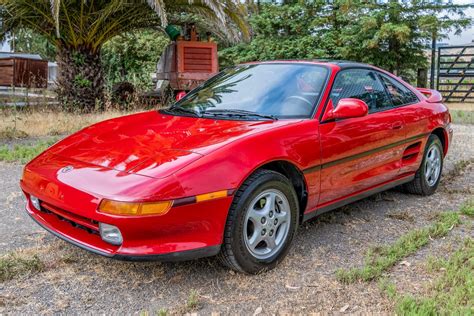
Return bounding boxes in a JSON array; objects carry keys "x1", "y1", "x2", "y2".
[
  {"x1": 219, "y1": 2, "x2": 328, "y2": 67},
  {"x1": 8, "y1": 29, "x2": 56, "y2": 61},
  {"x1": 0, "y1": 0, "x2": 248, "y2": 111},
  {"x1": 102, "y1": 30, "x2": 169, "y2": 90},
  {"x1": 338, "y1": 0, "x2": 472, "y2": 80},
  {"x1": 220, "y1": 0, "x2": 472, "y2": 83}
]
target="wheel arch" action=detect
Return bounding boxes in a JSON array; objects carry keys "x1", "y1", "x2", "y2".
[
  {"x1": 431, "y1": 127, "x2": 448, "y2": 156},
  {"x1": 250, "y1": 160, "x2": 308, "y2": 223}
]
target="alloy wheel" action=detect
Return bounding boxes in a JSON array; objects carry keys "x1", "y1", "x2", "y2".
[
  {"x1": 425, "y1": 144, "x2": 441, "y2": 186},
  {"x1": 243, "y1": 189, "x2": 291, "y2": 260}
]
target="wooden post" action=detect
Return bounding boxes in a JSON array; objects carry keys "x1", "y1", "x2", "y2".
[
  {"x1": 430, "y1": 32, "x2": 436, "y2": 89},
  {"x1": 417, "y1": 68, "x2": 428, "y2": 88}
]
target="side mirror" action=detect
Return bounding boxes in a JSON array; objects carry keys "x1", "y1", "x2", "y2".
[{"x1": 327, "y1": 98, "x2": 369, "y2": 120}]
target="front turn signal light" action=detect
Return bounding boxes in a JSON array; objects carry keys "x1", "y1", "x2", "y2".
[{"x1": 98, "y1": 199, "x2": 173, "y2": 216}]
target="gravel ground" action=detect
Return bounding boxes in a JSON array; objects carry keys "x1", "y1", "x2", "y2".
[{"x1": 0, "y1": 124, "x2": 473, "y2": 314}]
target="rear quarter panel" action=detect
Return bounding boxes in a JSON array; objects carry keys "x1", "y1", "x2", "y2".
[{"x1": 396, "y1": 95, "x2": 451, "y2": 176}]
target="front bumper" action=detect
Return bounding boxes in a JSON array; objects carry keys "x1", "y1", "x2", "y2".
[
  {"x1": 21, "y1": 182, "x2": 232, "y2": 261},
  {"x1": 25, "y1": 205, "x2": 220, "y2": 261}
]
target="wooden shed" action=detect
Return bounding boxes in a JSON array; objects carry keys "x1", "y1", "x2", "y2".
[{"x1": 0, "y1": 53, "x2": 48, "y2": 88}]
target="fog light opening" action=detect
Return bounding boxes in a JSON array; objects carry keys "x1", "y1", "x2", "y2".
[
  {"x1": 30, "y1": 195, "x2": 41, "y2": 210},
  {"x1": 99, "y1": 223, "x2": 123, "y2": 246}
]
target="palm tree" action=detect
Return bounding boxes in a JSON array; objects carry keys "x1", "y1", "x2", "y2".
[{"x1": 0, "y1": 0, "x2": 248, "y2": 111}]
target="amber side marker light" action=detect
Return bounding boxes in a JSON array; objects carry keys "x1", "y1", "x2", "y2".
[
  {"x1": 99, "y1": 200, "x2": 173, "y2": 216},
  {"x1": 195, "y1": 190, "x2": 228, "y2": 202}
]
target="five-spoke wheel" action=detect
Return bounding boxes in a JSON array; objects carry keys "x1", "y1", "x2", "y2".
[
  {"x1": 424, "y1": 144, "x2": 441, "y2": 186},
  {"x1": 244, "y1": 189, "x2": 291, "y2": 260},
  {"x1": 219, "y1": 170, "x2": 298, "y2": 274},
  {"x1": 404, "y1": 134, "x2": 444, "y2": 195}
]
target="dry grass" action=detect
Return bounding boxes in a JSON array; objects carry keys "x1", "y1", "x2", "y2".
[
  {"x1": 386, "y1": 211, "x2": 415, "y2": 223},
  {"x1": 0, "y1": 250, "x2": 44, "y2": 282},
  {"x1": 0, "y1": 108, "x2": 144, "y2": 140},
  {"x1": 445, "y1": 103, "x2": 474, "y2": 112}
]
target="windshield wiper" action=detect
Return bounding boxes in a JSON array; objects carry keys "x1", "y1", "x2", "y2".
[
  {"x1": 202, "y1": 109, "x2": 278, "y2": 121},
  {"x1": 165, "y1": 106, "x2": 201, "y2": 117}
]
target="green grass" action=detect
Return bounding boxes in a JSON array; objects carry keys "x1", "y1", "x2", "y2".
[
  {"x1": 450, "y1": 110, "x2": 474, "y2": 125},
  {"x1": 186, "y1": 289, "x2": 199, "y2": 311},
  {"x1": 0, "y1": 139, "x2": 56, "y2": 163},
  {"x1": 0, "y1": 252, "x2": 44, "y2": 282},
  {"x1": 157, "y1": 309, "x2": 168, "y2": 316},
  {"x1": 380, "y1": 238, "x2": 474, "y2": 315},
  {"x1": 460, "y1": 200, "x2": 474, "y2": 217},
  {"x1": 336, "y1": 211, "x2": 461, "y2": 283}
]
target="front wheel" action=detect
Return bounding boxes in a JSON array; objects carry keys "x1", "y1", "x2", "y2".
[
  {"x1": 219, "y1": 170, "x2": 299, "y2": 274},
  {"x1": 403, "y1": 134, "x2": 443, "y2": 195}
]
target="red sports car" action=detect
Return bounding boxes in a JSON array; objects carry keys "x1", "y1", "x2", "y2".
[{"x1": 21, "y1": 61, "x2": 452, "y2": 273}]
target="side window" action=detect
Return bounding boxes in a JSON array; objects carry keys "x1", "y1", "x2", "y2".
[
  {"x1": 378, "y1": 74, "x2": 419, "y2": 106},
  {"x1": 330, "y1": 69, "x2": 392, "y2": 113}
]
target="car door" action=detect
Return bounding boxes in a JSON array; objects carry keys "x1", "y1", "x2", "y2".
[
  {"x1": 377, "y1": 72, "x2": 428, "y2": 175},
  {"x1": 317, "y1": 68, "x2": 406, "y2": 206}
]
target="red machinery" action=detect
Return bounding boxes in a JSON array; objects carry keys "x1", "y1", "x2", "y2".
[{"x1": 156, "y1": 26, "x2": 218, "y2": 101}]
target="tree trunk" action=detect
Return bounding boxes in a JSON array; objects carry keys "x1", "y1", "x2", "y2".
[{"x1": 56, "y1": 46, "x2": 105, "y2": 112}]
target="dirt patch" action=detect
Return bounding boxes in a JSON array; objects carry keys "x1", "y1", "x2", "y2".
[{"x1": 0, "y1": 124, "x2": 472, "y2": 314}]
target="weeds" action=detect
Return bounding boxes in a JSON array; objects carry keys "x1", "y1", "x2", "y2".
[
  {"x1": 157, "y1": 309, "x2": 168, "y2": 316},
  {"x1": 186, "y1": 289, "x2": 200, "y2": 311},
  {"x1": 336, "y1": 211, "x2": 461, "y2": 283},
  {"x1": 460, "y1": 199, "x2": 474, "y2": 217},
  {"x1": 0, "y1": 140, "x2": 57, "y2": 163},
  {"x1": 380, "y1": 238, "x2": 474, "y2": 315},
  {"x1": 0, "y1": 252, "x2": 44, "y2": 282}
]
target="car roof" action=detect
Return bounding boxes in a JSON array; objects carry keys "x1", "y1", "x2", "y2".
[
  {"x1": 312, "y1": 60, "x2": 375, "y2": 69},
  {"x1": 247, "y1": 59, "x2": 376, "y2": 70}
]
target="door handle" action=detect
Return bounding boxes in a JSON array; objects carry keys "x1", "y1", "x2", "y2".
[{"x1": 391, "y1": 122, "x2": 403, "y2": 130}]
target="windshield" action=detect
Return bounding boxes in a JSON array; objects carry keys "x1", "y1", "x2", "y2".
[{"x1": 169, "y1": 63, "x2": 328, "y2": 119}]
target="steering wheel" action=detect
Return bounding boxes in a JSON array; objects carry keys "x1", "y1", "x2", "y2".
[
  {"x1": 283, "y1": 95, "x2": 313, "y2": 108},
  {"x1": 277, "y1": 95, "x2": 314, "y2": 116}
]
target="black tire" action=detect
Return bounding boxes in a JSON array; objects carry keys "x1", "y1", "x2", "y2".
[
  {"x1": 219, "y1": 169, "x2": 299, "y2": 274},
  {"x1": 403, "y1": 134, "x2": 444, "y2": 195}
]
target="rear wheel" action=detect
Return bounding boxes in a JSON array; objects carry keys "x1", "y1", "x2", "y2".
[
  {"x1": 219, "y1": 170, "x2": 299, "y2": 274},
  {"x1": 403, "y1": 134, "x2": 443, "y2": 195}
]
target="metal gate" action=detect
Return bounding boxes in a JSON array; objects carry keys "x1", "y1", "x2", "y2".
[{"x1": 437, "y1": 45, "x2": 474, "y2": 103}]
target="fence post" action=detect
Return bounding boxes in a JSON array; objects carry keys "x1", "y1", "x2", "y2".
[{"x1": 417, "y1": 68, "x2": 428, "y2": 88}]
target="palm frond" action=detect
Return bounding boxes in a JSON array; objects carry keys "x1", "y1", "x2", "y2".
[
  {"x1": 50, "y1": 0, "x2": 60, "y2": 37},
  {"x1": 2, "y1": 0, "x2": 249, "y2": 49},
  {"x1": 146, "y1": 0, "x2": 168, "y2": 26}
]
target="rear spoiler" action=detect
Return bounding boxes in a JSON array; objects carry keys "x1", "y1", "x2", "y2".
[{"x1": 416, "y1": 88, "x2": 443, "y2": 103}]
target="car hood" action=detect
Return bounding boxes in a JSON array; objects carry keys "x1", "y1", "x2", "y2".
[{"x1": 47, "y1": 111, "x2": 298, "y2": 179}]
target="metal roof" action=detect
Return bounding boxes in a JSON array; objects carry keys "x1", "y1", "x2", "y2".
[{"x1": 0, "y1": 52, "x2": 43, "y2": 60}]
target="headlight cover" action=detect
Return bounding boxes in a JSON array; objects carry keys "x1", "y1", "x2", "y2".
[{"x1": 98, "y1": 199, "x2": 173, "y2": 216}]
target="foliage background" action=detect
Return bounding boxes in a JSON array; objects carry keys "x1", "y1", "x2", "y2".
[
  {"x1": 219, "y1": 1, "x2": 471, "y2": 83},
  {"x1": 4, "y1": 0, "x2": 472, "y2": 91},
  {"x1": 101, "y1": 30, "x2": 169, "y2": 90}
]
